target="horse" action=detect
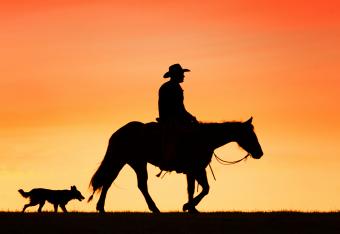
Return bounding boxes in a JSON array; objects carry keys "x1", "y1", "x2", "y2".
[{"x1": 88, "y1": 117, "x2": 263, "y2": 213}]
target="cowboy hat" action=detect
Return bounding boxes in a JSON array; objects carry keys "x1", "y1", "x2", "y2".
[{"x1": 163, "y1": 63, "x2": 190, "y2": 78}]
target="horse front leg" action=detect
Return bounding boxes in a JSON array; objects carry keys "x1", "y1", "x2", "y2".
[
  {"x1": 183, "y1": 169, "x2": 209, "y2": 212},
  {"x1": 184, "y1": 174, "x2": 199, "y2": 213}
]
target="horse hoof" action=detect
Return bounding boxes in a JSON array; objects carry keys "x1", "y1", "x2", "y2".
[
  {"x1": 96, "y1": 206, "x2": 106, "y2": 214},
  {"x1": 183, "y1": 203, "x2": 199, "y2": 213},
  {"x1": 188, "y1": 207, "x2": 200, "y2": 214},
  {"x1": 182, "y1": 203, "x2": 190, "y2": 212},
  {"x1": 152, "y1": 209, "x2": 161, "y2": 214}
]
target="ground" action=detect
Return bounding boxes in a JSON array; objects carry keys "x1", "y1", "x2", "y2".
[{"x1": 1, "y1": 212, "x2": 339, "y2": 234}]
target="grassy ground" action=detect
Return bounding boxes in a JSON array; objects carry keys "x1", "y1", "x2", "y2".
[{"x1": 1, "y1": 212, "x2": 340, "y2": 234}]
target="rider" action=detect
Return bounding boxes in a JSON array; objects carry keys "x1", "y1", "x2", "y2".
[{"x1": 157, "y1": 63, "x2": 198, "y2": 171}]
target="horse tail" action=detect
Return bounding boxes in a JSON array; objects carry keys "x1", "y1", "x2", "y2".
[
  {"x1": 88, "y1": 136, "x2": 127, "y2": 203},
  {"x1": 88, "y1": 142, "x2": 114, "y2": 202},
  {"x1": 88, "y1": 121, "x2": 142, "y2": 203},
  {"x1": 87, "y1": 193, "x2": 94, "y2": 203}
]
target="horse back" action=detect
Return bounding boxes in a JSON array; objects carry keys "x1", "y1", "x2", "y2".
[{"x1": 108, "y1": 121, "x2": 161, "y2": 155}]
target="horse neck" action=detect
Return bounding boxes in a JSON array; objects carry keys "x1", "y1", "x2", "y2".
[{"x1": 200, "y1": 122, "x2": 242, "y2": 150}]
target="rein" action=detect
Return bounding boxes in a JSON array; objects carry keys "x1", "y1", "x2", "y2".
[
  {"x1": 213, "y1": 152, "x2": 250, "y2": 165},
  {"x1": 208, "y1": 152, "x2": 251, "y2": 181},
  {"x1": 157, "y1": 152, "x2": 251, "y2": 179}
]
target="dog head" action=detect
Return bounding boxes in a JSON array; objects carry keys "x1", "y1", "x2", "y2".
[{"x1": 71, "y1": 185, "x2": 85, "y2": 201}]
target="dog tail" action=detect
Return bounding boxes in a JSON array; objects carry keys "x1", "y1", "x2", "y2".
[{"x1": 18, "y1": 189, "x2": 30, "y2": 198}]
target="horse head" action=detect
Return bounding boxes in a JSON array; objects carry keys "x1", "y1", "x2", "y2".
[{"x1": 236, "y1": 117, "x2": 263, "y2": 159}]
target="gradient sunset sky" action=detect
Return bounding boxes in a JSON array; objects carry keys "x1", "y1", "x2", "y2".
[{"x1": 1, "y1": 0, "x2": 340, "y2": 212}]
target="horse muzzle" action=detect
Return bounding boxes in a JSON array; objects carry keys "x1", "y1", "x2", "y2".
[{"x1": 251, "y1": 150, "x2": 263, "y2": 159}]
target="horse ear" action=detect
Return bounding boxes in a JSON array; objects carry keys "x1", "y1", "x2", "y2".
[{"x1": 245, "y1": 117, "x2": 253, "y2": 124}]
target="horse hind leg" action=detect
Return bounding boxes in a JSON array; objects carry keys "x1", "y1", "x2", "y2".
[
  {"x1": 96, "y1": 162, "x2": 125, "y2": 213},
  {"x1": 130, "y1": 163, "x2": 160, "y2": 213}
]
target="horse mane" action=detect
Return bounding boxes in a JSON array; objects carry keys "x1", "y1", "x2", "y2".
[
  {"x1": 198, "y1": 120, "x2": 244, "y2": 128},
  {"x1": 197, "y1": 120, "x2": 255, "y2": 142},
  {"x1": 198, "y1": 120, "x2": 254, "y2": 130},
  {"x1": 199, "y1": 120, "x2": 241, "y2": 125}
]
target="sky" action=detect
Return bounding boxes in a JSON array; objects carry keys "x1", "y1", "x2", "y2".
[{"x1": 0, "y1": 0, "x2": 340, "y2": 212}]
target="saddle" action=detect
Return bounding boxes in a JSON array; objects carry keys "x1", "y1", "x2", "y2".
[{"x1": 144, "y1": 121, "x2": 197, "y2": 173}]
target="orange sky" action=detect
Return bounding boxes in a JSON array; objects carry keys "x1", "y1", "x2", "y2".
[{"x1": 1, "y1": 0, "x2": 340, "y2": 212}]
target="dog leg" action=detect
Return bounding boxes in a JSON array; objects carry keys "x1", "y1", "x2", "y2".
[
  {"x1": 60, "y1": 205, "x2": 68, "y2": 213},
  {"x1": 22, "y1": 201, "x2": 39, "y2": 212},
  {"x1": 22, "y1": 204, "x2": 31, "y2": 212},
  {"x1": 38, "y1": 201, "x2": 45, "y2": 212},
  {"x1": 54, "y1": 204, "x2": 58, "y2": 212}
]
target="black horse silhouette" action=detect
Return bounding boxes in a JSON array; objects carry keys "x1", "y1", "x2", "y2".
[{"x1": 89, "y1": 117, "x2": 263, "y2": 213}]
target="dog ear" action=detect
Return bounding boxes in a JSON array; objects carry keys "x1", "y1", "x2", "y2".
[{"x1": 71, "y1": 186, "x2": 76, "y2": 190}]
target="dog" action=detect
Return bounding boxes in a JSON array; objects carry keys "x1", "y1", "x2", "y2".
[{"x1": 18, "y1": 185, "x2": 85, "y2": 212}]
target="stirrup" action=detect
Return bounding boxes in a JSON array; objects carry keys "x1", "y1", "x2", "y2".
[
  {"x1": 156, "y1": 170, "x2": 163, "y2": 177},
  {"x1": 156, "y1": 170, "x2": 169, "y2": 178}
]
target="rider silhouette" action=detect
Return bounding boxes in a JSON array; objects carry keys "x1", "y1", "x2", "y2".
[
  {"x1": 157, "y1": 64, "x2": 198, "y2": 171},
  {"x1": 158, "y1": 63, "x2": 197, "y2": 124}
]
